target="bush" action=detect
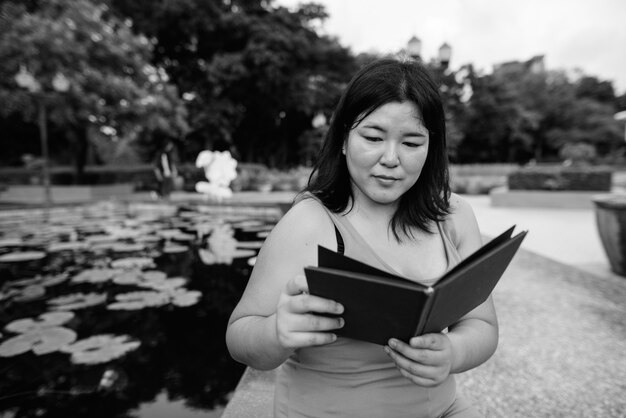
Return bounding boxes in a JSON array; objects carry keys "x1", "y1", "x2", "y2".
[
  {"x1": 448, "y1": 164, "x2": 515, "y2": 195},
  {"x1": 451, "y1": 175, "x2": 507, "y2": 195},
  {"x1": 508, "y1": 165, "x2": 612, "y2": 191},
  {"x1": 0, "y1": 165, "x2": 156, "y2": 189},
  {"x1": 559, "y1": 143, "x2": 596, "y2": 165}
]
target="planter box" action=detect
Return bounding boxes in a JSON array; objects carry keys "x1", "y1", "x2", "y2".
[
  {"x1": 0, "y1": 184, "x2": 134, "y2": 204},
  {"x1": 593, "y1": 194, "x2": 626, "y2": 276},
  {"x1": 490, "y1": 186, "x2": 604, "y2": 209}
]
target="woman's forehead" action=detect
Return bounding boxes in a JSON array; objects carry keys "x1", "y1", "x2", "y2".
[{"x1": 355, "y1": 101, "x2": 426, "y2": 130}]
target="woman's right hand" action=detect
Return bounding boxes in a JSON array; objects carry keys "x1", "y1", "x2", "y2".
[{"x1": 275, "y1": 274, "x2": 345, "y2": 349}]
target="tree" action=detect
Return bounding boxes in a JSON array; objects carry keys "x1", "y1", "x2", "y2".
[
  {"x1": 108, "y1": 0, "x2": 357, "y2": 166},
  {"x1": 457, "y1": 59, "x2": 623, "y2": 163},
  {"x1": 455, "y1": 67, "x2": 536, "y2": 163},
  {"x1": 0, "y1": 0, "x2": 188, "y2": 180}
]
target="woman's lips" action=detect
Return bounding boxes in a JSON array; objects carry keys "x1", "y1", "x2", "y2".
[{"x1": 373, "y1": 175, "x2": 399, "y2": 184}]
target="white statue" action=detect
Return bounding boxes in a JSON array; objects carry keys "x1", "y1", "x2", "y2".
[{"x1": 194, "y1": 150, "x2": 238, "y2": 201}]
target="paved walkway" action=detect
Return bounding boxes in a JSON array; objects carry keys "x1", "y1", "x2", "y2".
[{"x1": 463, "y1": 195, "x2": 618, "y2": 280}]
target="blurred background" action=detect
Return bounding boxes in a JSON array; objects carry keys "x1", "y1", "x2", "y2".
[
  {"x1": 1, "y1": 0, "x2": 625, "y2": 195},
  {"x1": 1, "y1": 2, "x2": 626, "y2": 417}
]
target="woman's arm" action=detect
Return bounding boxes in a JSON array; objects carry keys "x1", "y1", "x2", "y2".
[
  {"x1": 385, "y1": 194, "x2": 499, "y2": 385},
  {"x1": 225, "y1": 199, "x2": 344, "y2": 370},
  {"x1": 445, "y1": 193, "x2": 499, "y2": 373}
]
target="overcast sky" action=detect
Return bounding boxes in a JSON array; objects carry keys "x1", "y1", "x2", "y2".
[{"x1": 276, "y1": 0, "x2": 626, "y2": 94}]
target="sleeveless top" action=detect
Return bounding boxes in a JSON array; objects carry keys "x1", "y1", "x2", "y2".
[{"x1": 274, "y1": 195, "x2": 464, "y2": 418}]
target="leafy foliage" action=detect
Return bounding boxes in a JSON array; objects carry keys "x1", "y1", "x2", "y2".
[
  {"x1": 108, "y1": 0, "x2": 357, "y2": 165},
  {"x1": 456, "y1": 63, "x2": 623, "y2": 163},
  {"x1": 0, "y1": 0, "x2": 188, "y2": 175}
]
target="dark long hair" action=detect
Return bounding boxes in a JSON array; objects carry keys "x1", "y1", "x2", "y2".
[{"x1": 305, "y1": 58, "x2": 451, "y2": 239}]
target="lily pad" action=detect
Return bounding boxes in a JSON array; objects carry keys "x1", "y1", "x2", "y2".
[
  {"x1": 13, "y1": 285, "x2": 46, "y2": 302},
  {"x1": 231, "y1": 220, "x2": 264, "y2": 229},
  {"x1": 0, "y1": 238, "x2": 23, "y2": 247},
  {"x1": 71, "y1": 268, "x2": 119, "y2": 284},
  {"x1": 0, "y1": 251, "x2": 46, "y2": 263},
  {"x1": 157, "y1": 229, "x2": 181, "y2": 239},
  {"x1": 134, "y1": 235, "x2": 161, "y2": 243},
  {"x1": 40, "y1": 273, "x2": 69, "y2": 287},
  {"x1": 5, "y1": 312, "x2": 75, "y2": 333},
  {"x1": 163, "y1": 244, "x2": 188, "y2": 254},
  {"x1": 7, "y1": 277, "x2": 43, "y2": 287},
  {"x1": 33, "y1": 327, "x2": 77, "y2": 355},
  {"x1": 171, "y1": 233, "x2": 196, "y2": 242},
  {"x1": 48, "y1": 292, "x2": 107, "y2": 311},
  {"x1": 169, "y1": 289, "x2": 202, "y2": 307},
  {"x1": 0, "y1": 327, "x2": 77, "y2": 357},
  {"x1": 60, "y1": 334, "x2": 140, "y2": 365},
  {"x1": 110, "y1": 257, "x2": 155, "y2": 270},
  {"x1": 143, "y1": 277, "x2": 187, "y2": 291},
  {"x1": 233, "y1": 249, "x2": 257, "y2": 259},
  {"x1": 48, "y1": 242, "x2": 88, "y2": 252},
  {"x1": 112, "y1": 270, "x2": 143, "y2": 285},
  {"x1": 107, "y1": 291, "x2": 170, "y2": 310},
  {"x1": 111, "y1": 243, "x2": 145, "y2": 253},
  {"x1": 85, "y1": 235, "x2": 117, "y2": 244},
  {"x1": 89, "y1": 242, "x2": 119, "y2": 252},
  {"x1": 236, "y1": 241, "x2": 265, "y2": 249},
  {"x1": 142, "y1": 270, "x2": 167, "y2": 282},
  {"x1": 241, "y1": 225, "x2": 274, "y2": 233}
]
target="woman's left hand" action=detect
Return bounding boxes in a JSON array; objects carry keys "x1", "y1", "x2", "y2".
[{"x1": 384, "y1": 333, "x2": 454, "y2": 387}]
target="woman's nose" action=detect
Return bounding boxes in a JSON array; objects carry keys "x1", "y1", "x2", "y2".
[{"x1": 379, "y1": 142, "x2": 400, "y2": 167}]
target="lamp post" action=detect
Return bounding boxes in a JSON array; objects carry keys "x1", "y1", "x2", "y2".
[
  {"x1": 438, "y1": 42, "x2": 452, "y2": 69},
  {"x1": 14, "y1": 66, "x2": 70, "y2": 208},
  {"x1": 407, "y1": 36, "x2": 422, "y2": 61},
  {"x1": 406, "y1": 37, "x2": 452, "y2": 70}
]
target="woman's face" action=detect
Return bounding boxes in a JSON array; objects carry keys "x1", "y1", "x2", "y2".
[{"x1": 344, "y1": 101, "x2": 429, "y2": 208}]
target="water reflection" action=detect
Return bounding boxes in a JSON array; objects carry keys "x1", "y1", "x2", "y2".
[{"x1": 0, "y1": 202, "x2": 279, "y2": 417}]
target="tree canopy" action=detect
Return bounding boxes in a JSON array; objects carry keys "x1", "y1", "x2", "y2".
[
  {"x1": 108, "y1": 0, "x2": 358, "y2": 166},
  {"x1": 0, "y1": 0, "x2": 623, "y2": 170}
]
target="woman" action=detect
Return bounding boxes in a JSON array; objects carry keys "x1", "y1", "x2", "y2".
[{"x1": 226, "y1": 59, "x2": 497, "y2": 417}]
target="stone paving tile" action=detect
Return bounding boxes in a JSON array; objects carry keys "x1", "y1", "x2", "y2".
[{"x1": 457, "y1": 250, "x2": 626, "y2": 418}]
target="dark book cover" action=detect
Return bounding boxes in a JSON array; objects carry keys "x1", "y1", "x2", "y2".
[{"x1": 304, "y1": 226, "x2": 527, "y2": 345}]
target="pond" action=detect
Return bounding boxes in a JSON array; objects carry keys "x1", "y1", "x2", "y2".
[{"x1": 0, "y1": 202, "x2": 281, "y2": 417}]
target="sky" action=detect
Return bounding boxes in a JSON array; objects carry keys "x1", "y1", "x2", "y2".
[{"x1": 276, "y1": 0, "x2": 626, "y2": 94}]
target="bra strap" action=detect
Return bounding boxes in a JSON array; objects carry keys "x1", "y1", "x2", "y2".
[{"x1": 334, "y1": 225, "x2": 345, "y2": 255}]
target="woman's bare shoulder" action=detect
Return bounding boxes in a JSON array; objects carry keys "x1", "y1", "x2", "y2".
[
  {"x1": 260, "y1": 197, "x2": 337, "y2": 261},
  {"x1": 274, "y1": 197, "x2": 334, "y2": 238},
  {"x1": 448, "y1": 193, "x2": 475, "y2": 221},
  {"x1": 445, "y1": 193, "x2": 482, "y2": 256}
]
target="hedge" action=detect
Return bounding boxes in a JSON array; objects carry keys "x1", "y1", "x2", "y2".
[
  {"x1": 507, "y1": 165, "x2": 613, "y2": 191},
  {"x1": 0, "y1": 163, "x2": 298, "y2": 192}
]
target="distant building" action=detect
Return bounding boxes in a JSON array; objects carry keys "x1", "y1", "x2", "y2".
[{"x1": 494, "y1": 55, "x2": 545, "y2": 75}]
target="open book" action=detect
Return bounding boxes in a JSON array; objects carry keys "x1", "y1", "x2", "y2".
[{"x1": 304, "y1": 226, "x2": 527, "y2": 345}]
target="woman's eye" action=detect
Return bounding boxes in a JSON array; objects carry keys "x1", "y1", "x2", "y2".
[
  {"x1": 364, "y1": 136, "x2": 382, "y2": 142},
  {"x1": 403, "y1": 142, "x2": 420, "y2": 148}
]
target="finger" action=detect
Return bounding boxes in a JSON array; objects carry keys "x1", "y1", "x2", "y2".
[
  {"x1": 397, "y1": 368, "x2": 439, "y2": 387},
  {"x1": 284, "y1": 275, "x2": 309, "y2": 296},
  {"x1": 409, "y1": 334, "x2": 446, "y2": 350},
  {"x1": 290, "y1": 293, "x2": 344, "y2": 315},
  {"x1": 388, "y1": 339, "x2": 434, "y2": 364},
  {"x1": 384, "y1": 346, "x2": 439, "y2": 381},
  {"x1": 292, "y1": 314, "x2": 344, "y2": 332},
  {"x1": 291, "y1": 332, "x2": 338, "y2": 347}
]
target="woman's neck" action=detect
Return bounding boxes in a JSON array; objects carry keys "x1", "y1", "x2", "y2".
[{"x1": 347, "y1": 190, "x2": 398, "y2": 229}]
